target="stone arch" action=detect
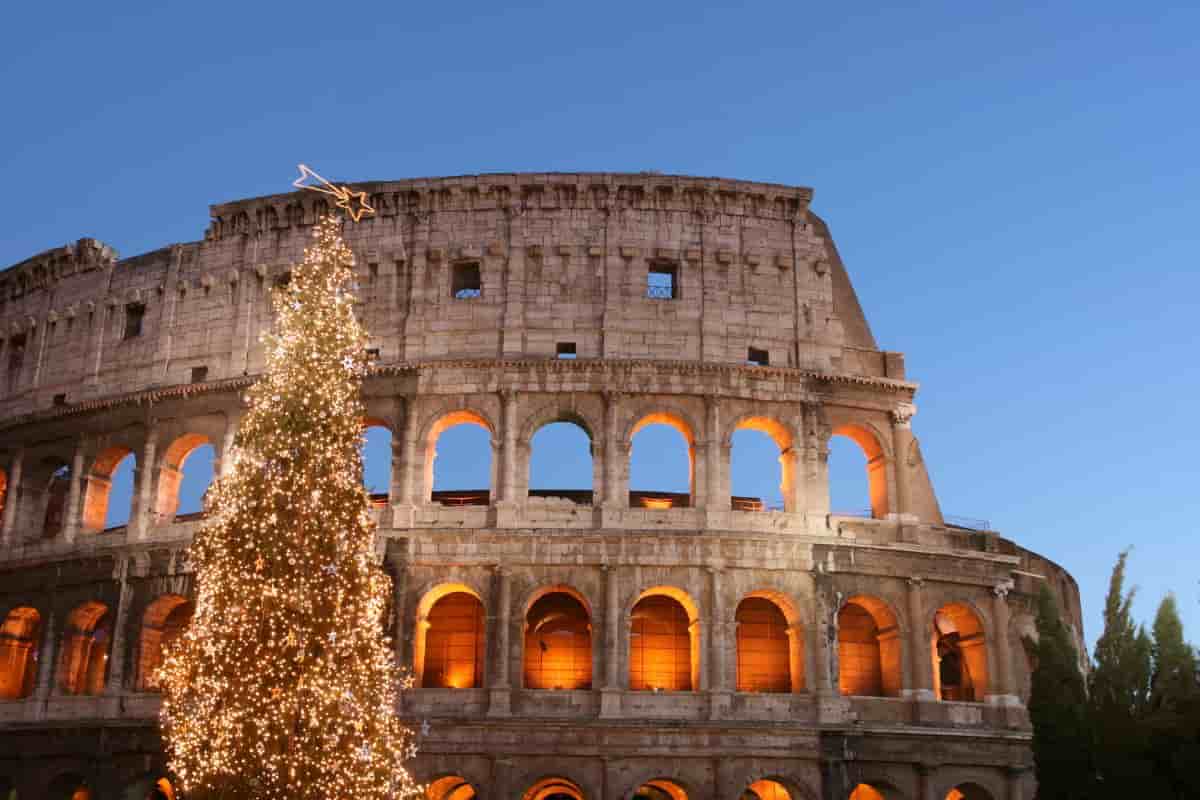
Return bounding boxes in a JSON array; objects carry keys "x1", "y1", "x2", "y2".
[
  {"x1": 829, "y1": 420, "x2": 890, "y2": 519},
  {"x1": 426, "y1": 774, "x2": 478, "y2": 800},
  {"x1": 632, "y1": 777, "x2": 690, "y2": 799},
  {"x1": 937, "y1": 777, "x2": 1001, "y2": 800},
  {"x1": 736, "y1": 590, "x2": 804, "y2": 693},
  {"x1": 523, "y1": 585, "x2": 593, "y2": 690},
  {"x1": 838, "y1": 594, "x2": 903, "y2": 697},
  {"x1": 414, "y1": 583, "x2": 486, "y2": 689},
  {"x1": 59, "y1": 601, "x2": 112, "y2": 695},
  {"x1": 420, "y1": 408, "x2": 497, "y2": 503},
  {"x1": 629, "y1": 586, "x2": 701, "y2": 692},
  {"x1": 930, "y1": 600, "x2": 989, "y2": 702},
  {"x1": 361, "y1": 418, "x2": 394, "y2": 499},
  {"x1": 0, "y1": 605, "x2": 41, "y2": 699},
  {"x1": 734, "y1": 772, "x2": 817, "y2": 800},
  {"x1": 742, "y1": 778, "x2": 795, "y2": 800},
  {"x1": 137, "y1": 594, "x2": 194, "y2": 690},
  {"x1": 522, "y1": 404, "x2": 601, "y2": 498},
  {"x1": 154, "y1": 433, "x2": 214, "y2": 519},
  {"x1": 625, "y1": 406, "x2": 700, "y2": 505},
  {"x1": 522, "y1": 775, "x2": 587, "y2": 800},
  {"x1": 726, "y1": 413, "x2": 798, "y2": 512},
  {"x1": 81, "y1": 444, "x2": 135, "y2": 533},
  {"x1": 45, "y1": 772, "x2": 91, "y2": 800}
]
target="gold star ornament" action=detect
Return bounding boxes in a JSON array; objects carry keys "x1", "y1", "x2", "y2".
[{"x1": 292, "y1": 164, "x2": 376, "y2": 222}]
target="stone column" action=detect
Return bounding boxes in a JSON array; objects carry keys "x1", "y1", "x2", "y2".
[
  {"x1": 906, "y1": 578, "x2": 934, "y2": 700},
  {"x1": 1, "y1": 448, "x2": 24, "y2": 546},
  {"x1": 385, "y1": 541, "x2": 409, "y2": 670},
  {"x1": 487, "y1": 566, "x2": 512, "y2": 716},
  {"x1": 890, "y1": 404, "x2": 916, "y2": 519},
  {"x1": 1007, "y1": 766, "x2": 1026, "y2": 800},
  {"x1": 63, "y1": 440, "x2": 86, "y2": 544},
  {"x1": 703, "y1": 396, "x2": 721, "y2": 511},
  {"x1": 708, "y1": 567, "x2": 727, "y2": 691},
  {"x1": 106, "y1": 565, "x2": 133, "y2": 694},
  {"x1": 393, "y1": 396, "x2": 417, "y2": 528},
  {"x1": 916, "y1": 764, "x2": 935, "y2": 800},
  {"x1": 599, "y1": 564, "x2": 622, "y2": 717},
  {"x1": 601, "y1": 392, "x2": 622, "y2": 507},
  {"x1": 216, "y1": 410, "x2": 239, "y2": 477},
  {"x1": 34, "y1": 608, "x2": 58, "y2": 702},
  {"x1": 989, "y1": 580, "x2": 1018, "y2": 707},
  {"x1": 133, "y1": 424, "x2": 160, "y2": 539},
  {"x1": 498, "y1": 391, "x2": 518, "y2": 503},
  {"x1": 787, "y1": 624, "x2": 805, "y2": 692}
]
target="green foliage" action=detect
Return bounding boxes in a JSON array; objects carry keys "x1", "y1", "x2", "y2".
[{"x1": 1027, "y1": 585, "x2": 1093, "y2": 800}]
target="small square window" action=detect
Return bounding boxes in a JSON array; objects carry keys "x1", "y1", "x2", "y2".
[
  {"x1": 647, "y1": 263, "x2": 677, "y2": 299},
  {"x1": 556, "y1": 342, "x2": 577, "y2": 359},
  {"x1": 190, "y1": 366, "x2": 209, "y2": 384},
  {"x1": 365, "y1": 347, "x2": 380, "y2": 362},
  {"x1": 452, "y1": 261, "x2": 481, "y2": 299},
  {"x1": 7, "y1": 335, "x2": 26, "y2": 374},
  {"x1": 124, "y1": 304, "x2": 146, "y2": 339},
  {"x1": 747, "y1": 347, "x2": 769, "y2": 366},
  {"x1": 274, "y1": 271, "x2": 292, "y2": 289},
  {"x1": 53, "y1": 393, "x2": 68, "y2": 406}
]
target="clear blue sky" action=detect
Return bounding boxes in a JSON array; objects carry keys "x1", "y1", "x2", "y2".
[{"x1": 4, "y1": 2, "x2": 1196, "y2": 652}]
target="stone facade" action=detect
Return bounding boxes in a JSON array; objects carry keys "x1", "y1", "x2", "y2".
[{"x1": 0, "y1": 173, "x2": 1083, "y2": 800}]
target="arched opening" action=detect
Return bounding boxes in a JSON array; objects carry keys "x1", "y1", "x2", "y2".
[
  {"x1": 629, "y1": 413, "x2": 694, "y2": 508},
  {"x1": 156, "y1": 434, "x2": 215, "y2": 519},
  {"x1": 736, "y1": 597, "x2": 794, "y2": 693},
  {"x1": 931, "y1": 603, "x2": 988, "y2": 702},
  {"x1": 138, "y1": 594, "x2": 194, "y2": 690},
  {"x1": 42, "y1": 463, "x2": 71, "y2": 539},
  {"x1": 524, "y1": 589, "x2": 592, "y2": 690},
  {"x1": 46, "y1": 774, "x2": 90, "y2": 800},
  {"x1": 630, "y1": 589, "x2": 699, "y2": 692},
  {"x1": 945, "y1": 784, "x2": 994, "y2": 800},
  {"x1": 528, "y1": 419, "x2": 594, "y2": 502},
  {"x1": 427, "y1": 411, "x2": 493, "y2": 506},
  {"x1": 634, "y1": 779, "x2": 688, "y2": 800},
  {"x1": 730, "y1": 417, "x2": 793, "y2": 512},
  {"x1": 848, "y1": 785, "x2": 886, "y2": 800},
  {"x1": 153, "y1": 778, "x2": 176, "y2": 800},
  {"x1": 362, "y1": 423, "x2": 393, "y2": 502},
  {"x1": 837, "y1": 596, "x2": 902, "y2": 698},
  {"x1": 426, "y1": 775, "x2": 477, "y2": 800},
  {"x1": 0, "y1": 606, "x2": 41, "y2": 698},
  {"x1": 82, "y1": 446, "x2": 135, "y2": 533},
  {"x1": 522, "y1": 777, "x2": 585, "y2": 800},
  {"x1": 830, "y1": 425, "x2": 888, "y2": 519},
  {"x1": 416, "y1": 587, "x2": 485, "y2": 689},
  {"x1": 742, "y1": 780, "x2": 793, "y2": 800},
  {"x1": 58, "y1": 602, "x2": 111, "y2": 695}
]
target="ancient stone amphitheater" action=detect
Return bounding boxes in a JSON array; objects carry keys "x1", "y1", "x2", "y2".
[{"x1": 0, "y1": 173, "x2": 1083, "y2": 800}]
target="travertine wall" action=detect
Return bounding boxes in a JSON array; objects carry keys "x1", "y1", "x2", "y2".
[{"x1": 0, "y1": 174, "x2": 1082, "y2": 800}]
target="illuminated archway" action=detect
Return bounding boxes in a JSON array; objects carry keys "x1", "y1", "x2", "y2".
[
  {"x1": 630, "y1": 588, "x2": 699, "y2": 692},
  {"x1": 426, "y1": 775, "x2": 477, "y2": 800},
  {"x1": 837, "y1": 595, "x2": 902, "y2": 697},
  {"x1": 524, "y1": 589, "x2": 592, "y2": 690},
  {"x1": 81, "y1": 445, "x2": 135, "y2": 533},
  {"x1": 0, "y1": 606, "x2": 41, "y2": 698},
  {"x1": 522, "y1": 776, "x2": 585, "y2": 800},
  {"x1": 743, "y1": 779, "x2": 793, "y2": 800},
  {"x1": 848, "y1": 785, "x2": 886, "y2": 800},
  {"x1": 46, "y1": 773, "x2": 90, "y2": 800},
  {"x1": 736, "y1": 596, "x2": 795, "y2": 693},
  {"x1": 634, "y1": 778, "x2": 688, "y2": 800},
  {"x1": 415, "y1": 586, "x2": 486, "y2": 689},
  {"x1": 59, "y1": 601, "x2": 111, "y2": 695},
  {"x1": 944, "y1": 783, "x2": 994, "y2": 800},
  {"x1": 730, "y1": 415, "x2": 795, "y2": 512},
  {"x1": 425, "y1": 411, "x2": 494, "y2": 504},
  {"x1": 155, "y1": 434, "x2": 215, "y2": 519},
  {"x1": 629, "y1": 412, "x2": 696, "y2": 506},
  {"x1": 138, "y1": 594, "x2": 194, "y2": 690},
  {"x1": 931, "y1": 603, "x2": 988, "y2": 702},
  {"x1": 830, "y1": 424, "x2": 889, "y2": 519}
]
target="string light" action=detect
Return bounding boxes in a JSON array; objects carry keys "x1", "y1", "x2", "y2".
[
  {"x1": 292, "y1": 164, "x2": 376, "y2": 222},
  {"x1": 159, "y1": 213, "x2": 420, "y2": 799}
]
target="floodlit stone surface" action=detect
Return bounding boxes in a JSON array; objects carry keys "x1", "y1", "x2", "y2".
[{"x1": 0, "y1": 173, "x2": 1081, "y2": 800}]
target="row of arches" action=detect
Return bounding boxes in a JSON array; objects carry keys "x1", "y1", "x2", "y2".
[
  {"x1": 422, "y1": 774, "x2": 998, "y2": 800},
  {"x1": 0, "y1": 590, "x2": 991, "y2": 702},
  {"x1": 0, "y1": 773, "x2": 174, "y2": 799},
  {"x1": 0, "y1": 399, "x2": 892, "y2": 544}
]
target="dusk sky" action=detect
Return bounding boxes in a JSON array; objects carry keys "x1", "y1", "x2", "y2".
[{"x1": 3, "y1": 2, "x2": 1196, "y2": 650}]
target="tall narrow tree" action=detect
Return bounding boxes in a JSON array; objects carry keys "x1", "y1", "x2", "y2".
[
  {"x1": 1027, "y1": 585, "x2": 1093, "y2": 800},
  {"x1": 1143, "y1": 594, "x2": 1200, "y2": 799},
  {"x1": 159, "y1": 215, "x2": 420, "y2": 800}
]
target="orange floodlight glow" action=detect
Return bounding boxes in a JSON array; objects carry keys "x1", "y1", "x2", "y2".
[
  {"x1": 642, "y1": 497, "x2": 673, "y2": 510},
  {"x1": 292, "y1": 164, "x2": 376, "y2": 222}
]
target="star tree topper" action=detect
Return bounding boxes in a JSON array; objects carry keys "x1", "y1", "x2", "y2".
[{"x1": 292, "y1": 164, "x2": 375, "y2": 222}]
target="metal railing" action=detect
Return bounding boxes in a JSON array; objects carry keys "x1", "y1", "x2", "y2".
[{"x1": 645, "y1": 284, "x2": 675, "y2": 300}]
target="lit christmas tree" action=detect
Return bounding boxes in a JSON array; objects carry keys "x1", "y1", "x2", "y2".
[{"x1": 159, "y1": 211, "x2": 420, "y2": 800}]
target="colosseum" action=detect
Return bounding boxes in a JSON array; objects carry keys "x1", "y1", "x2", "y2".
[{"x1": 0, "y1": 172, "x2": 1084, "y2": 800}]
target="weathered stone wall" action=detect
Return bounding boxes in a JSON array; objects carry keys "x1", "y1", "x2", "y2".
[{"x1": 0, "y1": 174, "x2": 1083, "y2": 800}]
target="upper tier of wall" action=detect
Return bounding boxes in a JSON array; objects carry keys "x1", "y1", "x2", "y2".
[{"x1": 0, "y1": 173, "x2": 903, "y2": 421}]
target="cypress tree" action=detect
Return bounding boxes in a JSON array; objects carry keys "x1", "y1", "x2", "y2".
[
  {"x1": 1144, "y1": 594, "x2": 1200, "y2": 798},
  {"x1": 1027, "y1": 585, "x2": 1093, "y2": 800}
]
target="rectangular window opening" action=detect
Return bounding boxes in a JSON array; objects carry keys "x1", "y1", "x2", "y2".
[
  {"x1": 365, "y1": 347, "x2": 381, "y2": 362},
  {"x1": 452, "y1": 261, "x2": 482, "y2": 299},
  {"x1": 124, "y1": 304, "x2": 146, "y2": 339},
  {"x1": 747, "y1": 347, "x2": 770, "y2": 367},
  {"x1": 556, "y1": 342, "x2": 577, "y2": 359},
  {"x1": 190, "y1": 366, "x2": 209, "y2": 384},
  {"x1": 53, "y1": 393, "x2": 68, "y2": 406},
  {"x1": 647, "y1": 263, "x2": 678, "y2": 299}
]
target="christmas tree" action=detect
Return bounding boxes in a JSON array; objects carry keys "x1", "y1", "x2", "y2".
[{"x1": 159, "y1": 213, "x2": 420, "y2": 800}]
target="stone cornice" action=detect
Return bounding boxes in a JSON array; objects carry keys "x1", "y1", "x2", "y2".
[{"x1": 0, "y1": 358, "x2": 916, "y2": 433}]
